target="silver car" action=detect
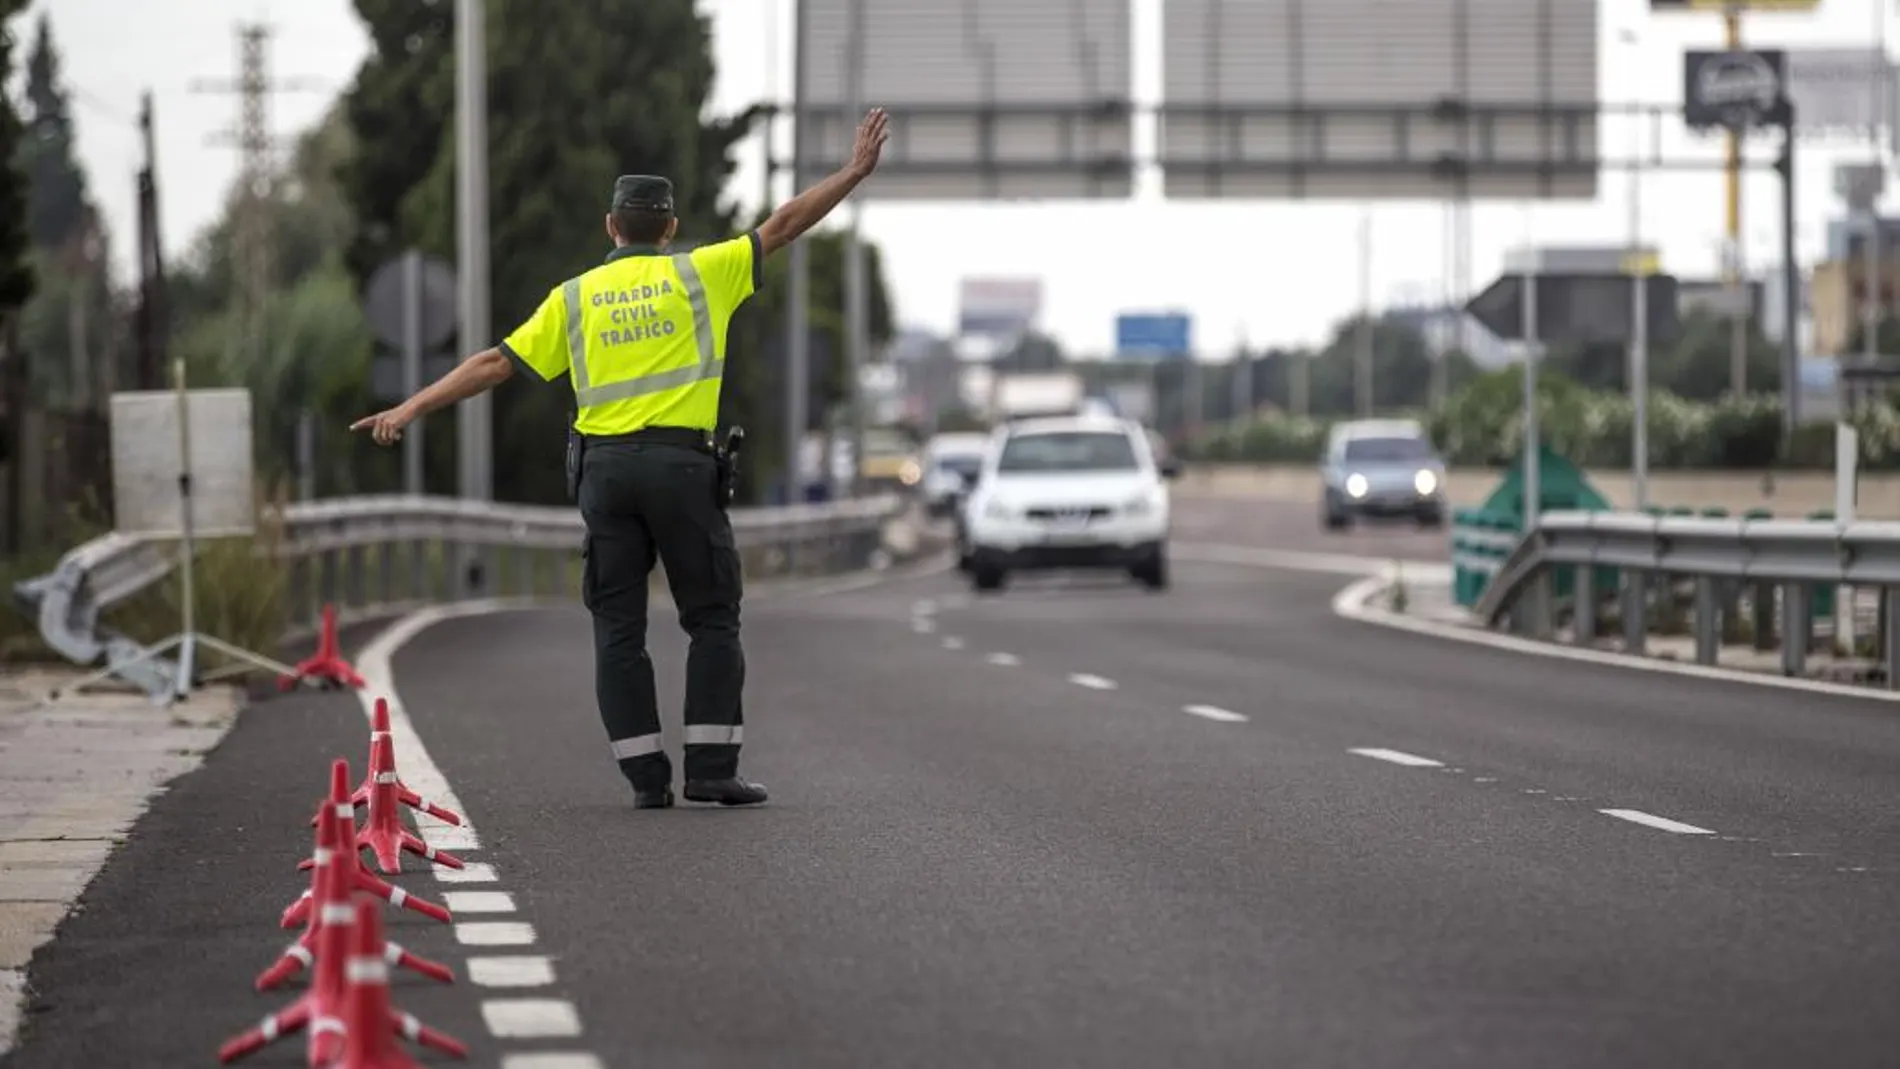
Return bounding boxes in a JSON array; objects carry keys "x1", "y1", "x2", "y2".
[{"x1": 1320, "y1": 420, "x2": 1446, "y2": 530}]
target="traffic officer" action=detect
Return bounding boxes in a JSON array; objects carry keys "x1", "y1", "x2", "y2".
[{"x1": 351, "y1": 107, "x2": 890, "y2": 809}]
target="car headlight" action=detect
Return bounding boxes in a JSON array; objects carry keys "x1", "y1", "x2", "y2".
[
  {"x1": 1124, "y1": 492, "x2": 1159, "y2": 516},
  {"x1": 1345, "y1": 473, "x2": 1369, "y2": 499},
  {"x1": 898, "y1": 460, "x2": 922, "y2": 486},
  {"x1": 1414, "y1": 469, "x2": 1438, "y2": 496}
]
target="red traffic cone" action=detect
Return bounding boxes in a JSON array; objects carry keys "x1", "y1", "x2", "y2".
[
  {"x1": 357, "y1": 727, "x2": 465, "y2": 874},
  {"x1": 222, "y1": 804, "x2": 357, "y2": 1065},
  {"x1": 331, "y1": 898, "x2": 468, "y2": 1069},
  {"x1": 264, "y1": 764, "x2": 455, "y2": 990},
  {"x1": 282, "y1": 763, "x2": 452, "y2": 930},
  {"x1": 314, "y1": 698, "x2": 464, "y2": 829},
  {"x1": 280, "y1": 603, "x2": 366, "y2": 691}
]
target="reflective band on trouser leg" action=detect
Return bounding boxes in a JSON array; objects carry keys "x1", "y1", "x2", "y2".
[
  {"x1": 611, "y1": 733, "x2": 663, "y2": 759},
  {"x1": 571, "y1": 253, "x2": 723, "y2": 410},
  {"x1": 683, "y1": 725, "x2": 742, "y2": 746}
]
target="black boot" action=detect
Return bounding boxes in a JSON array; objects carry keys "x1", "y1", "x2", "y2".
[
  {"x1": 682, "y1": 777, "x2": 768, "y2": 806},
  {"x1": 633, "y1": 786, "x2": 675, "y2": 810}
]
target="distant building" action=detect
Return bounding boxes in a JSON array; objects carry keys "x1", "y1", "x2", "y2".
[
  {"x1": 1825, "y1": 215, "x2": 1900, "y2": 262},
  {"x1": 1809, "y1": 255, "x2": 1900, "y2": 356}
]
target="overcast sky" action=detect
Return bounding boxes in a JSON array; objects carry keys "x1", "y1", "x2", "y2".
[{"x1": 28, "y1": 0, "x2": 1897, "y2": 354}]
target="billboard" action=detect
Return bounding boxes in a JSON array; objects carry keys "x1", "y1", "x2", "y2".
[
  {"x1": 1783, "y1": 48, "x2": 1896, "y2": 137},
  {"x1": 1159, "y1": 0, "x2": 1599, "y2": 200},
  {"x1": 797, "y1": 0, "x2": 1135, "y2": 200},
  {"x1": 958, "y1": 277, "x2": 1043, "y2": 338},
  {"x1": 1116, "y1": 313, "x2": 1192, "y2": 357}
]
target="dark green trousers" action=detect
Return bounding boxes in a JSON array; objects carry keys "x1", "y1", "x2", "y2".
[{"x1": 578, "y1": 439, "x2": 745, "y2": 791}]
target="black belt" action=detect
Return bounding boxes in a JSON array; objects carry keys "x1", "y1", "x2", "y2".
[{"x1": 582, "y1": 426, "x2": 713, "y2": 451}]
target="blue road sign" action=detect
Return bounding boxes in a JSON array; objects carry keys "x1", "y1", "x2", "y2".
[{"x1": 1115, "y1": 313, "x2": 1192, "y2": 358}]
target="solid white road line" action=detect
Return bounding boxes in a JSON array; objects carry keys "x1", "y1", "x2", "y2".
[
  {"x1": 434, "y1": 861, "x2": 499, "y2": 883},
  {"x1": 1068, "y1": 673, "x2": 1118, "y2": 690},
  {"x1": 985, "y1": 652, "x2": 1021, "y2": 666},
  {"x1": 1349, "y1": 747, "x2": 1445, "y2": 768},
  {"x1": 501, "y1": 1055, "x2": 605, "y2": 1069},
  {"x1": 443, "y1": 890, "x2": 517, "y2": 913},
  {"x1": 468, "y1": 956, "x2": 558, "y2": 988},
  {"x1": 454, "y1": 921, "x2": 538, "y2": 946},
  {"x1": 1599, "y1": 809, "x2": 1716, "y2": 835},
  {"x1": 355, "y1": 601, "x2": 527, "y2": 853},
  {"x1": 1183, "y1": 704, "x2": 1248, "y2": 723},
  {"x1": 481, "y1": 999, "x2": 584, "y2": 1038},
  {"x1": 942, "y1": 636, "x2": 965, "y2": 650}
]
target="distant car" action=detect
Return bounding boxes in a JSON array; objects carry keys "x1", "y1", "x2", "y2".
[
  {"x1": 1320, "y1": 419, "x2": 1446, "y2": 530},
  {"x1": 958, "y1": 415, "x2": 1178, "y2": 593},
  {"x1": 858, "y1": 427, "x2": 922, "y2": 494},
  {"x1": 919, "y1": 432, "x2": 989, "y2": 518}
]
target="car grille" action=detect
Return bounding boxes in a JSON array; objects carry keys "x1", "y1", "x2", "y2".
[{"x1": 1024, "y1": 505, "x2": 1112, "y2": 523}]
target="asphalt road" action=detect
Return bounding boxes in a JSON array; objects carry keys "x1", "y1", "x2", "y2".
[{"x1": 7, "y1": 504, "x2": 1898, "y2": 1068}]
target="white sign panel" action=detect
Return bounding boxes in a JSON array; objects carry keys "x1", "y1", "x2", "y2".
[
  {"x1": 1785, "y1": 48, "x2": 1894, "y2": 136},
  {"x1": 957, "y1": 277, "x2": 1043, "y2": 339},
  {"x1": 110, "y1": 388, "x2": 257, "y2": 539}
]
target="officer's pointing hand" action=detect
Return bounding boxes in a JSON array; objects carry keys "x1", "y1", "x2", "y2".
[
  {"x1": 350, "y1": 405, "x2": 414, "y2": 447},
  {"x1": 850, "y1": 107, "x2": 889, "y2": 178}
]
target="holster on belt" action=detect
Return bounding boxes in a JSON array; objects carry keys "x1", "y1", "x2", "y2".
[
  {"x1": 713, "y1": 425, "x2": 745, "y2": 511},
  {"x1": 565, "y1": 425, "x2": 584, "y2": 503}
]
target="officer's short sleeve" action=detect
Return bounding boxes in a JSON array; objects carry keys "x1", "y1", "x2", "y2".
[
  {"x1": 499, "y1": 286, "x2": 569, "y2": 382},
  {"x1": 691, "y1": 233, "x2": 763, "y2": 308}
]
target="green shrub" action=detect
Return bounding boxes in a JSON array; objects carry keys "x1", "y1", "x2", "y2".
[{"x1": 1194, "y1": 370, "x2": 1900, "y2": 472}]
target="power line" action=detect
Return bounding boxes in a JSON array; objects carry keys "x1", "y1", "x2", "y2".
[{"x1": 188, "y1": 22, "x2": 324, "y2": 371}]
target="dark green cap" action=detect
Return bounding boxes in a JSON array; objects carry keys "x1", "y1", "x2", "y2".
[{"x1": 611, "y1": 175, "x2": 674, "y2": 213}]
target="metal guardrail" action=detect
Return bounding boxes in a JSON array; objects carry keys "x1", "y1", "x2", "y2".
[
  {"x1": 1476, "y1": 510, "x2": 1900, "y2": 686},
  {"x1": 12, "y1": 493, "x2": 907, "y2": 692}
]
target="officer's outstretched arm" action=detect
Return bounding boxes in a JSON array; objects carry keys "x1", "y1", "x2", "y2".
[{"x1": 756, "y1": 107, "x2": 889, "y2": 257}]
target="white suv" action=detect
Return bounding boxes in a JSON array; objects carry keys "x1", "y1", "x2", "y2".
[{"x1": 958, "y1": 416, "x2": 1176, "y2": 593}]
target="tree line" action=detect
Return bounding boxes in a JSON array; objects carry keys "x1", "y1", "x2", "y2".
[{"x1": 0, "y1": 1, "x2": 893, "y2": 558}]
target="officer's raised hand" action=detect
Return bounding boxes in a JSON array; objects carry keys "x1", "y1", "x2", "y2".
[
  {"x1": 849, "y1": 107, "x2": 890, "y2": 177},
  {"x1": 756, "y1": 106, "x2": 891, "y2": 257}
]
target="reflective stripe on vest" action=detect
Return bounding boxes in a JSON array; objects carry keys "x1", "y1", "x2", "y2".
[{"x1": 564, "y1": 252, "x2": 722, "y2": 410}]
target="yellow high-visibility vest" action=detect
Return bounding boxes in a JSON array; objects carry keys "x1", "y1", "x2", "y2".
[{"x1": 500, "y1": 234, "x2": 760, "y2": 435}]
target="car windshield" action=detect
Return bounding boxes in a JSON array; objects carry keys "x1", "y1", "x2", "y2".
[
  {"x1": 997, "y1": 431, "x2": 1138, "y2": 473},
  {"x1": 1343, "y1": 436, "x2": 1434, "y2": 463}
]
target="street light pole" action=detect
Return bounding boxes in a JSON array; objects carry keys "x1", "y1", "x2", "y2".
[
  {"x1": 1623, "y1": 27, "x2": 1649, "y2": 512},
  {"x1": 453, "y1": 0, "x2": 491, "y2": 595}
]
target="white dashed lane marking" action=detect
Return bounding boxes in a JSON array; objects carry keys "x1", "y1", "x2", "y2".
[
  {"x1": 481, "y1": 999, "x2": 584, "y2": 1038},
  {"x1": 985, "y1": 652, "x2": 1020, "y2": 666},
  {"x1": 502, "y1": 1056, "x2": 605, "y2": 1069},
  {"x1": 942, "y1": 636, "x2": 965, "y2": 650},
  {"x1": 443, "y1": 890, "x2": 517, "y2": 913},
  {"x1": 1600, "y1": 809, "x2": 1717, "y2": 835},
  {"x1": 468, "y1": 956, "x2": 558, "y2": 988},
  {"x1": 1349, "y1": 747, "x2": 1444, "y2": 768},
  {"x1": 365, "y1": 603, "x2": 604, "y2": 1065},
  {"x1": 433, "y1": 861, "x2": 498, "y2": 883},
  {"x1": 455, "y1": 921, "x2": 538, "y2": 947},
  {"x1": 1067, "y1": 673, "x2": 1118, "y2": 691},
  {"x1": 1182, "y1": 704, "x2": 1247, "y2": 723}
]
